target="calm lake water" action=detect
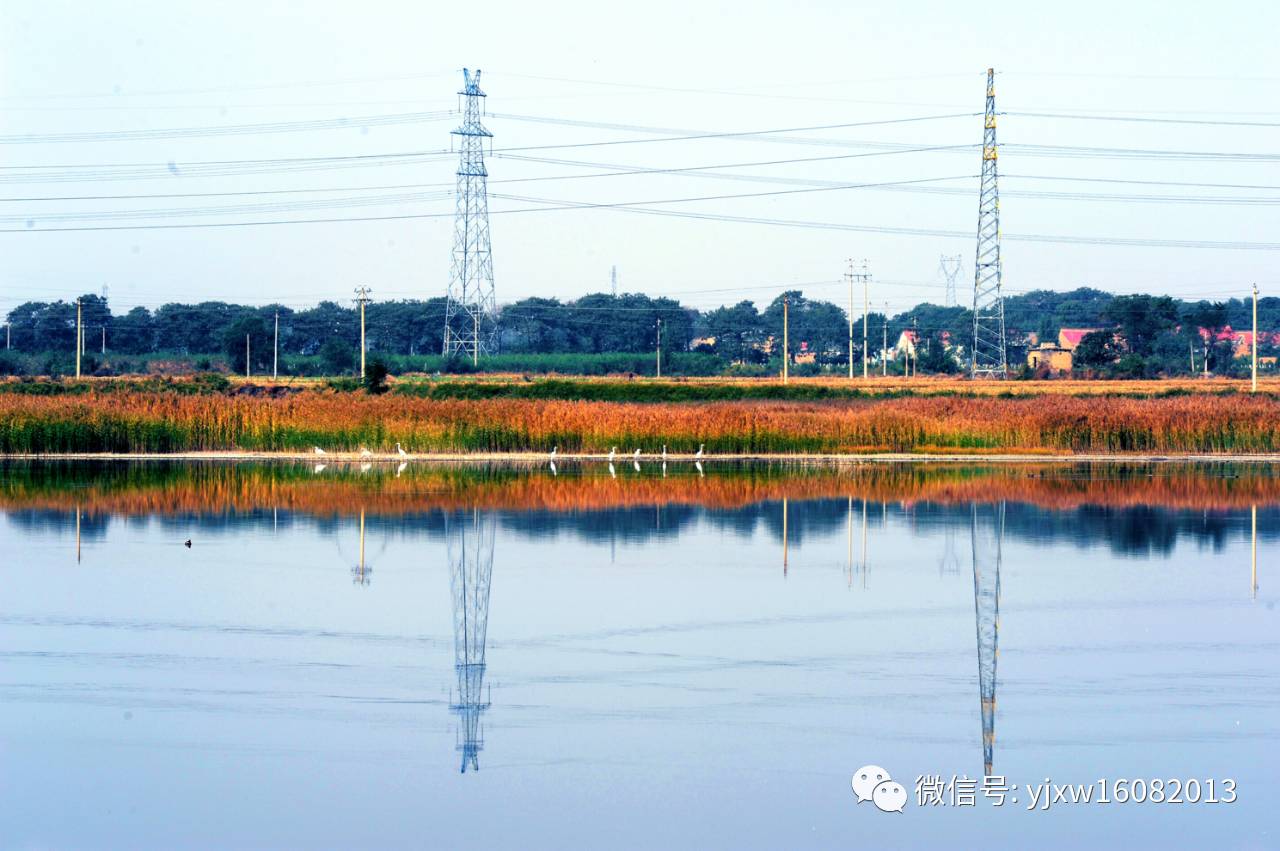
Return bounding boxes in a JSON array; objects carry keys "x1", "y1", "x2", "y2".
[{"x1": 2, "y1": 461, "x2": 1277, "y2": 849}]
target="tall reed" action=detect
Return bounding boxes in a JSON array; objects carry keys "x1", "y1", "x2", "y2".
[{"x1": 1, "y1": 391, "x2": 1278, "y2": 455}]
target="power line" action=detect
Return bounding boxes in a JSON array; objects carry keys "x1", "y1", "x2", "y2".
[
  {"x1": 0, "y1": 174, "x2": 971, "y2": 232},
  {"x1": 0, "y1": 69, "x2": 460, "y2": 101},
  {"x1": 0, "y1": 111, "x2": 456, "y2": 144},
  {"x1": 0, "y1": 144, "x2": 974, "y2": 202},
  {"x1": 7, "y1": 183, "x2": 1280, "y2": 252},
  {"x1": 493, "y1": 191, "x2": 1280, "y2": 252},
  {"x1": 1005, "y1": 111, "x2": 1280, "y2": 128}
]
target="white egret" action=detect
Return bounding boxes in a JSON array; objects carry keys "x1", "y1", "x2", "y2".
[
  {"x1": 608, "y1": 446, "x2": 618, "y2": 461},
  {"x1": 359, "y1": 446, "x2": 373, "y2": 458},
  {"x1": 694, "y1": 444, "x2": 705, "y2": 459},
  {"x1": 313, "y1": 446, "x2": 326, "y2": 456},
  {"x1": 395, "y1": 442, "x2": 408, "y2": 457}
]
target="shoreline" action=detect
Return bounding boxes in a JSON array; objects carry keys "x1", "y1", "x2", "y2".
[{"x1": 5, "y1": 451, "x2": 1280, "y2": 463}]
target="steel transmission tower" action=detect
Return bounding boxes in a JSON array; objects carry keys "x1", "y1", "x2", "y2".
[
  {"x1": 448, "y1": 509, "x2": 495, "y2": 773},
  {"x1": 971, "y1": 69, "x2": 1008, "y2": 377},
  {"x1": 939, "y1": 254, "x2": 963, "y2": 308},
  {"x1": 443, "y1": 69, "x2": 497, "y2": 364},
  {"x1": 970, "y1": 501, "x2": 1004, "y2": 777}
]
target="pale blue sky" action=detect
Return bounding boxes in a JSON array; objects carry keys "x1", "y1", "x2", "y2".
[{"x1": 2, "y1": 0, "x2": 1278, "y2": 316}]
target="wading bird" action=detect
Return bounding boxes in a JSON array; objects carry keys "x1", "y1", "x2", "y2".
[
  {"x1": 359, "y1": 447, "x2": 373, "y2": 459},
  {"x1": 550, "y1": 446, "x2": 558, "y2": 459},
  {"x1": 633, "y1": 448, "x2": 642, "y2": 459},
  {"x1": 694, "y1": 444, "x2": 705, "y2": 459},
  {"x1": 396, "y1": 442, "x2": 408, "y2": 458},
  {"x1": 313, "y1": 446, "x2": 326, "y2": 456},
  {"x1": 608, "y1": 446, "x2": 618, "y2": 461}
]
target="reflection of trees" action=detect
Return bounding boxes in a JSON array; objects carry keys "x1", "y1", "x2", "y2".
[
  {"x1": 10, "y1": 501, "x2": 1272, "y2": 558},
  {"x1": 4, "y1": 459, "x2": 1279, "y2": 557}
]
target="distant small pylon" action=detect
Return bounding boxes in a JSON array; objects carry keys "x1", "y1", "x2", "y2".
[{"x1": 939, "y1": 255, "x2": 963, "y2": 308}]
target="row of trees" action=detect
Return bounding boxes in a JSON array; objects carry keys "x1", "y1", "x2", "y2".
[{"x1": 4, "y1": 287, "x2": 1277, "y2": 376}]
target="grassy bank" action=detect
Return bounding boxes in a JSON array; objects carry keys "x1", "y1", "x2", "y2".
[{"x1": 2, "y1": 386, "x2": 1279, "y2": 454}]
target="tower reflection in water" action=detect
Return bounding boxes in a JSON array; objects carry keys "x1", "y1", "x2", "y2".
[
  {"x1": 971, "y1": 501, "x2": 1004, "y2": 778},
  {"x1": 447, "y1": 508, "x2": 496, "y2": 773}
]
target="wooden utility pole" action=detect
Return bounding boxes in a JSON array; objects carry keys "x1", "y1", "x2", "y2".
[
  {"x1": 782, "y1": 296, "x2": 790, "y2": 384},
  {"x1": 245, "y1": 333, "x2": 251, "y2": 378},
  {"x1": 911, "y1": 316, "x2": 918, "y2": 378},
  {"x1": 1252, "y1": 283, "x2": 1259, "y2": 393},
  {"x1": 882, "y1": 308, "x2": 888, "y2": 377},
  {"x1": 75, "y1": 299, "x2": 82, "y2": 378},
  {"x1": 846, "y1": 260, "x2": 854, "y2": 379},
  {"x1": 861, "y1": 261, "x2": 870, "y2": 379},
  {"x1": 101, "y1": 326, "x2": 105, "y2": 355},
  {"x1": 273, "y1": 311, "x2": 279, "y2": 381},
  {"x1": 655, "y1": 318, "x2": 662, "y2": 378},
  {"x1": 354, "y1": 286, "x2": 371, "y2": 378}
]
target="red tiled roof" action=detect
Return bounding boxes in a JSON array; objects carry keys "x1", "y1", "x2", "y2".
[{"x1": 1058, "y1": 328, "x2": 1101, "y2": 348}]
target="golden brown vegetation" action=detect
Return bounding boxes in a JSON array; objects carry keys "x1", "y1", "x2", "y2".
[{"x1": 2, "y1": 387, "x2": 1280, "y2": 454}]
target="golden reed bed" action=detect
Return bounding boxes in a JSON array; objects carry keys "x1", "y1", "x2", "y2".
[{"x1": 3, "y1": 390, "x2": 1280, "y2": 454}]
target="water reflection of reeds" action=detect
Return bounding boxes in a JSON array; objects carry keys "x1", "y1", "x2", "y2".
[{"x1": 2, "y1": 460, "x2": 1279, "y2": 518}]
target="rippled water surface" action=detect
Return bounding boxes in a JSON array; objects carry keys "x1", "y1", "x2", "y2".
[{"x1": 2, "y1": 461, "x2": 1277, "y2": 849}]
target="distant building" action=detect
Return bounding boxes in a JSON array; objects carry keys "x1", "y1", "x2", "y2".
[
  {"x1": 690, "y1": 335, "x2": 717, "y2": 350},
  {"x1": 794, "y1": 341, "x2": 816, "y2": 364},
  {"x1": 1197, "y1": 327, "x2": 1280, "y2": 358},
  {"x1": 1027, "y1": 342, "x2": 1072, "y2": 372},
  {"x1": 893, "y1": 330, "x2": 918, "y2": 359},
  {"x1": 1057, "y1": 328, "x2": 1103, "y2": 352}
]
